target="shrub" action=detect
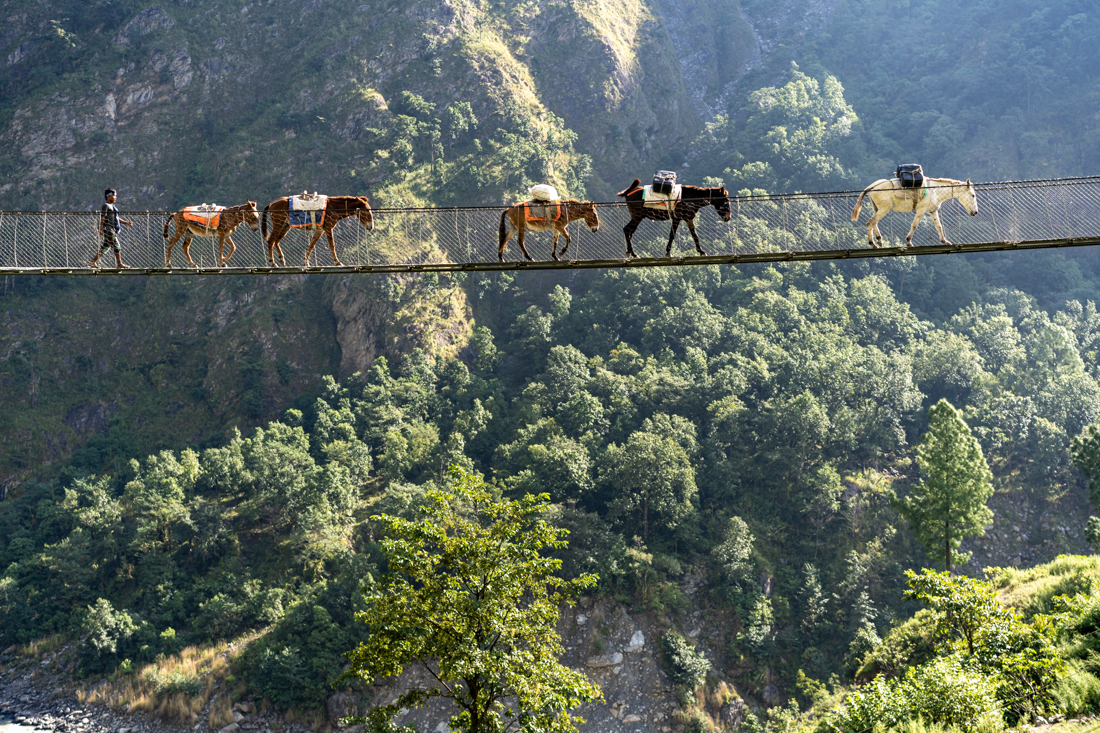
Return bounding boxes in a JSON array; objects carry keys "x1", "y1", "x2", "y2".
[
  {"x1": 143, "y1": 665, "x2": 204, "y2": 696},
  {"x1": 661, "y1": 631, "x2": 711, "y2": 689},
  {"x1": 828, "y1": 656, "x2": 1003, "y2": 733},
  {"x1": 196, "y1": 593, "x2": 245, "y2": 641},
  {"x1": 80, "y1": 598, "x2": 137, "y2": 673},
  {"x1": 251, "y1": 646, "x2": 313, "y2": 709},
  {"x1": 1052, "y1": 660, "x2": 1100, "y2": 717}
]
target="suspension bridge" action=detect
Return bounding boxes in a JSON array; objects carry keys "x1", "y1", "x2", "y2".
[{"x1": 1, "y1": 175, "x2": 1098, "y2": 276}]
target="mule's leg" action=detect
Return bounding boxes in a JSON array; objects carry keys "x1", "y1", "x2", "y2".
[
  {"x1": 165, "y1": 223, "x2": 184, "y2": 266},
  {"x1": 665, "y1": 219, "x2": 681, "y2": 257},
  {"x1": 303, "y1": 228, "x2": 325, "y2": 265},
  {"x1": 221, "y1": 235, "x2": 237, "y2": 266},
  {"x1": 867, "y1": 208, "x2": 887, "y2": 248},
  {"x1": 685, "y1": 218, "x2": 706, "y2": 256},
  {"x1": 931, "y1": 209, "x2": 951, "y2": 245},
  {"x1": 498, "y1": 218, "x2": 515, "y2": 262},
  {"x1": 269, "y1": 224, "x2": 289, "y2": 266},
  {"x1": 183, "y1": 232, "x2": 198, "y2": 267},
  {"x1": 516, "y1": 229, "x2": 534, "y2": 261},
  {"x1": 623, "y1": 217, "x2": 640, "y2": 258},
  {"x1": 559, "y1": 227, "x2": 573, "y2": 259},
  {"x1": 906, "y1": 212, "x2": 924, "y2": 246},
  {"x1": 324, "y1": 228, "x2": 343, "y2": 266}
]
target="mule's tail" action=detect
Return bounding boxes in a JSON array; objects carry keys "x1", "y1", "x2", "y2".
[
  {"x1": 498, "y1": 209, "x2": 509, "y2": 250},
  {"x1": 851, "y1": 187, "x2": 871, "y2": 221},
  {"x1": 617, "y1": 179, "x2": 642, "y2": 197},
  {"x1": 261, "y1": 205, "x2": 270, "y2": 241},
  {"x1": 162, "y1": 215, "x2": 172, "y2": 239}
]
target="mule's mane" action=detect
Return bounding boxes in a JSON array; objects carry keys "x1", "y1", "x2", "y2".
[{"x1": 922, "y1": 177, "x2": 970, "y2": 187}]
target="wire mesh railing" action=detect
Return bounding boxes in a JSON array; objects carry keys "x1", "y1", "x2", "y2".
[{"x1": 2, "y1": 176, "x2": 1100, "y2": 275}]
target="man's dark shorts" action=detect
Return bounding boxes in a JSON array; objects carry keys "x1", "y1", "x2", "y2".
[{"x1": 98, "y1": 229, "x2": 120, "y2": 254}]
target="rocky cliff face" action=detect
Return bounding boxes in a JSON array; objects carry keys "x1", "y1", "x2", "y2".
[{"x1": 0, "y1": 0, "x2": 767, "y2": 208}]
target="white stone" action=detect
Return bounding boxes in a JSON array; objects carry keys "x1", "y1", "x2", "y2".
[
  {"x1": 624, "y1": 630, "x2": 645, "y2": 653},
  {"x1": 623, "y1": 715, "x2": 642, "y2": 723},
  {"x1": 218, "y1": 724, "x2": 241, "y2": 733},
  {"x1": 688, "y1": 627, "x2": 701, "y2": 638},
  {"x1": 575, "y1": 614, "x2": 587, "y2": 626},
  {"x1": 586, "y1": 652, "x2": 623, "y2": 668}
]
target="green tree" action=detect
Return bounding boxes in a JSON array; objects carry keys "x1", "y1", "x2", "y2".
[
  {"x1": 902, "y1": 400, "x2": 993, "y2": 572},
  {"x1": 344, "y1": 466, "x2": 601, "y2": 733},
  {"x1": 603, "y1": 431, "x2": 697, "y2": 543}
]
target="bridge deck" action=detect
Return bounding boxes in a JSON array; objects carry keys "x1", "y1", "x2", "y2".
[{"x1": 1, "y1": 176, "x2": 1097, "y2": 275}]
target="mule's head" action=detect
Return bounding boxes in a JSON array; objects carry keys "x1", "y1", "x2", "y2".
[
  {"x1": 582, "y1": 201, "x2": 600, "y2": 233},
  {"x1": 244, "y1": 201, "x2": 260, "y2": 231},
  {"x1": 714, "y1": 187, "x2": 733, "y2": 222},
  {"x1": 355, "y1": 196, "x2": 375, "y2": 231},
  {"x1": 963, "y1": 179, "x2": 978, "y2": 216}
]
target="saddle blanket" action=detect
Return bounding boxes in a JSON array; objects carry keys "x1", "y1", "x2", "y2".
[
  {"x1": 524, "y1": 201, "x2": 562, "y2": 222},
  {"x1": 182, "y1": 204, "x2": 224, "y2": 229},
  {"x1": 289, "y1": 193, "x2": 328, "y2": 228},
  {"x1": 643, "y1": 184, "x2": 681, "y2": 211}
]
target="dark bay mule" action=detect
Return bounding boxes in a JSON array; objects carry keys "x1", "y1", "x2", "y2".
[
  {"x1": 163, "y1": 202, "x2": 260, "y2": 267},
  {"x1": 616, "y1": 179, "x2": 732, "y2": 258},
  {"x1": 261, "y1": 196, "x2": 374, "y2": 266},
  {"x1": 497, "y1": 199, "x2": 600, "y2": 262}
]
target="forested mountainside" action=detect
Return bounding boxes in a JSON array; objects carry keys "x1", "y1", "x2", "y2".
[{"x1": 4, "y1": 0, "x2": 1100, "y2": 730}]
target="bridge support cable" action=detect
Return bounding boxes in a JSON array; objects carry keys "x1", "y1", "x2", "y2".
[{"x1": 0, "y1": 176, "x2": 1098, "y2": 276}]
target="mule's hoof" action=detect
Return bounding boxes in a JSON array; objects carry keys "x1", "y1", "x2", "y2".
[
  {"x1": 552, "y1": 255, "x2": 561, "y2": 262},
  {"x1": 697, "y1": 249, "x2": 708, "y2": 257}
]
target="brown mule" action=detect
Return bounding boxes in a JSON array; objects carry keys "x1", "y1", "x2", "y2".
[
  {"x1": 497, "y1": 199, "x2": 600, "y2": 262},
  {"x1": 261, "y1": 196, "x2": 374, "y2": 266},
  {"x1": 163, "y1": 202, "x2": 260, "y2": 267},
  {"x1": 616, "y1": 179, "x2": 732, "y2": 258}
]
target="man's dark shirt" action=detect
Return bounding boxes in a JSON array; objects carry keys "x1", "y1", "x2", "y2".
[{"x1": 101, "y1": 202, "x2": 121, "y2": 233}]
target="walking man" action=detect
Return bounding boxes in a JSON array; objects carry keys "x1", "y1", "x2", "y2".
[{"x1": 91, "y1": 188, "x2": 133, "y2": 269}]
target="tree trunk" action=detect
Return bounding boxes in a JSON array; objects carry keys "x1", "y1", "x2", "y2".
[
  {"x1": 945, "y1": 519, "x2": 952, "y2": 573},
  {"x1": 643, "y1": 497, "x2": 649, "y2": 544}
]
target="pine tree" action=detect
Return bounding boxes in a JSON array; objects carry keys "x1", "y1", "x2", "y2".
[{"x1": 902, "y1": 399, "x2": 994, "y2": 572}]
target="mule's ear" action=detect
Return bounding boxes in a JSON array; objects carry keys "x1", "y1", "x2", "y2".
[
  {"x1": 249, "y1": 200, "x2": 256, "y2": 206},
  {"x1": 966, "y1": 178, "x2": 971, "y2": 185}
]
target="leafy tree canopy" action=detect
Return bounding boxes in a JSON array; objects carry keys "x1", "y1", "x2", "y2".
[{"x1": 344, "y1": 466, "x2": 601, "y2": 733}]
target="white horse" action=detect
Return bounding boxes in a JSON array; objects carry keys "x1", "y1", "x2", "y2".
[{"x1": 851, "y1": 177, "x2": 979, "y2": 248}]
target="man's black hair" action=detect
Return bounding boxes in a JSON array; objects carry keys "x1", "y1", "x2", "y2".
[{"x1": 104, "y1": 188, "x2": 117, "y2": 199}]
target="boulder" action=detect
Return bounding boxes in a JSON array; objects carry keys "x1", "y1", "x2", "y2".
[
  {"x1": 328, "y1": 693, "x2": 359, "y2": 725},
  {"x1": 624, "y1": 630, "x2": 645, "y2": 653},
  {"x1": 217, "y1": 724, "x2": 240, "y2": 733},
  {"x1": 719, "y1": 699, "x2": 746, "y2": 730},
  {"x1": 585, "y1": 652, "x2": 623, "y2": 668},
  {"x1": 762, "y1": 684, "x2": 780, "y2": 705}
]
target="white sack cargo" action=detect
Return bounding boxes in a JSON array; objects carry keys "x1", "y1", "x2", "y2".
[{"x1": 529, "y1": 184, "x2": 559, "y2": 201}]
